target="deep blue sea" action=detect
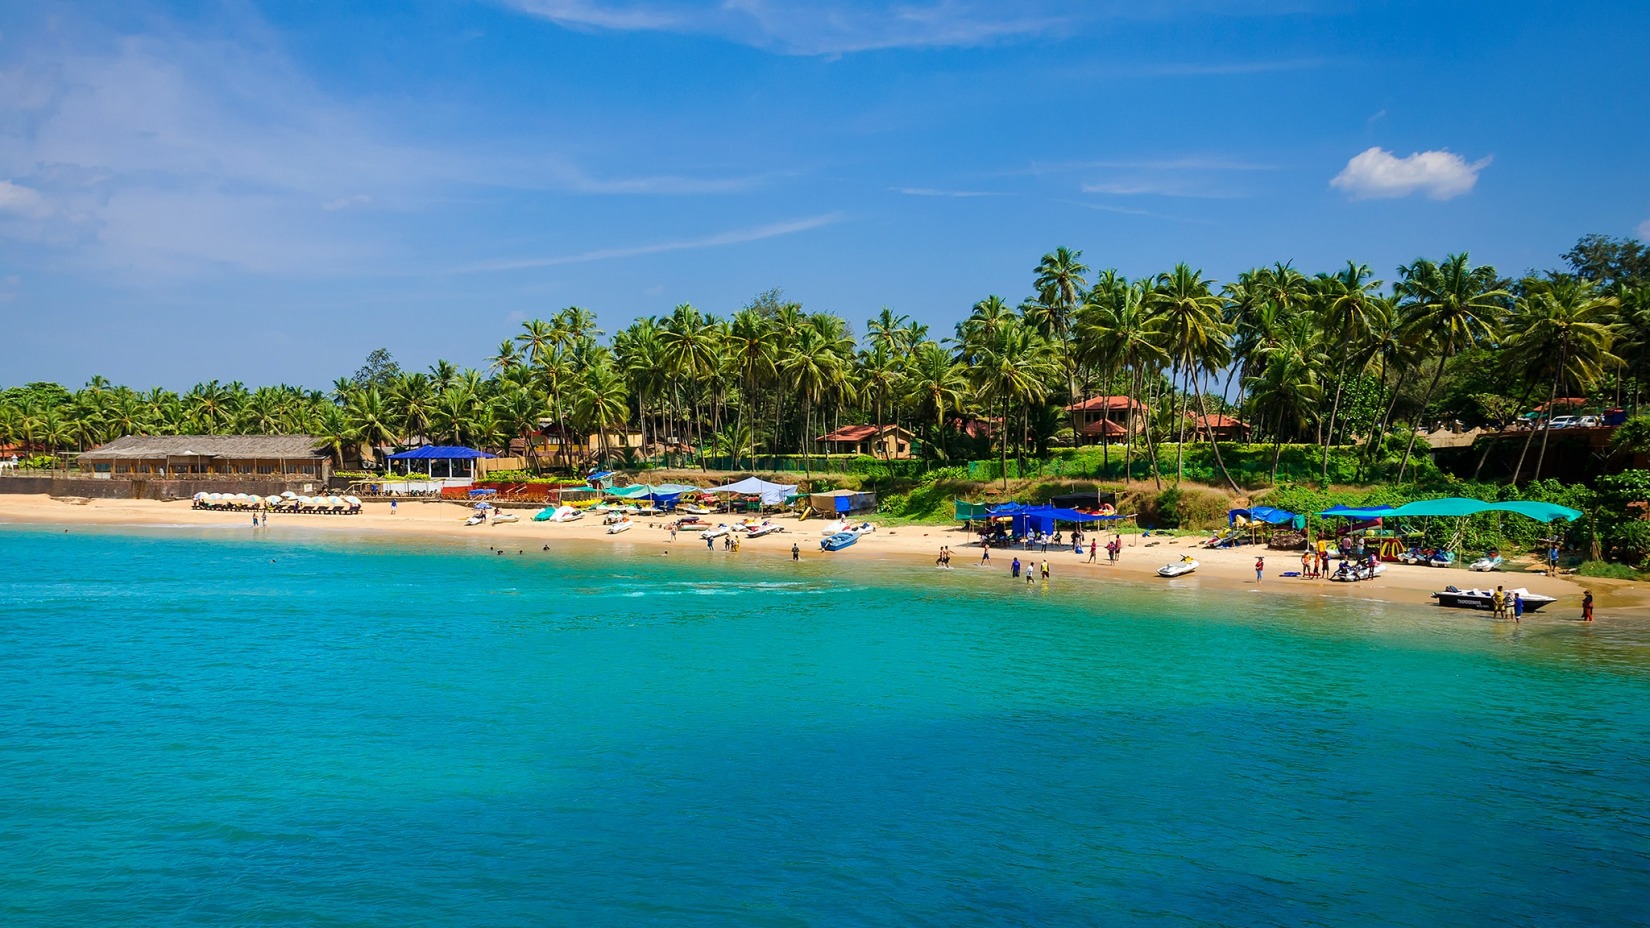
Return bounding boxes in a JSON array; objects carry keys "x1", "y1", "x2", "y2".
[{"x1": 2, "y1": 525, "x2": 1647, "y2": 927}]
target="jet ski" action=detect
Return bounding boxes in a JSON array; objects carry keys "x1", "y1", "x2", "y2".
[
  {"x1": 1157, "y1": 556, "x2": 1198, "y2": 578},
  {"x1": 1468, "y1": 553, "x2": 1504, "y2": 572}
]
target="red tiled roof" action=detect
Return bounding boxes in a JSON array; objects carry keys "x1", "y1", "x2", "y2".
[
  {"x1": 1080, "y1": 419, "x2": 1128, "y2": 437},
  {"x1": 1533, "y1": 398, "x2": 1587, "y2": 412},
  {"x1": 1066, "y1": 396, "x2": 1144, "y2": 412},
  {"x1": 818, "y1": 424, "x2": 905, "y2": 442},
  {"x1": 1194, "y1": 414, "x2": 1248, "y2": 428}
]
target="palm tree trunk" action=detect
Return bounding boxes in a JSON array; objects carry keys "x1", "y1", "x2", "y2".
[
  {"x1": 1320, "y1": 349, "x2": 1350, "y2": 481},
  {"x1": 1195, "y1": 369, "x2": 1242, "y2": 493},
  {"x1": 1395, "y1": 355, "x2": 1449, "y2": 485},
  {"x1": 1142, "y1": 373, "x2": 1163, "y2": 490},
  {"x1": 1174, "y1": 362, "x2": 1191, "y2": 483},
  {"x1": 1532, "y1": 343, "x2": 1568, "y2": 482}
]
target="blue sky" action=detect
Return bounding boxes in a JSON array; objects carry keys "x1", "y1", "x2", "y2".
[{"x1": 2, "y1": 0, "x2": 1647, "y2": 388}]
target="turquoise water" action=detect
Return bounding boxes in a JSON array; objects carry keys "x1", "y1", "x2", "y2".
[{"x1": 2, "y1": 526, "x2": 1648, "y2": 927}]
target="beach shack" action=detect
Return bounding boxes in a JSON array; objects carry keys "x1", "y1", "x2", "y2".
[
  {"x1": 808, "y1": 488, "x2": 877, "y2": 515},
  {"x1": 78, "y1": 434, "x2": 330, "y2": 480},
  {"x1": 385, "y1": 445, "x2": 494, "y2": 488}
]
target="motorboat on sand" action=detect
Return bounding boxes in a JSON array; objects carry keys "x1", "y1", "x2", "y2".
[
  {"x1": 1157, "y1": 556, "x2": 1199, "y2": 578},
  {"x1": 821, "y1": 532, "x2": 858, "y2": 552},
  {"x1": 491, "y1": 511, "x2": 520, "y2": 524},
  {"x1": 1468, "y1": 553, "x2": 1504, "y2": 572},
  {"x1": 701, "y1": 523, "x2": 733, "y2": 540},
  {"x1": 1431, "y1": 585, "x2": 1556, "y2": 612},
  {"x1": 1330, "y1": 561, "x2": 1387, "y2": 582},
  {"x1": 606, "y1": 518, "x2": 634, "y2": 534}
]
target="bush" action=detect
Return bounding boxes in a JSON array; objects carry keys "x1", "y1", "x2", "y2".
[{"x1": 1576, "y1": 561, "x2": 1644, "y2": 581}]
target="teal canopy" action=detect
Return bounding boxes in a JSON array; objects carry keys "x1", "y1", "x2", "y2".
[{"x1": 1384, "y1": 496, "x2": 1581, "y2": 522}]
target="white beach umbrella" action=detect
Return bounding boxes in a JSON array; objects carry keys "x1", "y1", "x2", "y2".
[
  {"x1": 327, "y1": 496, "x2": 345, "y2": 508},
  {"x1": 266, "y1": 495, "x2": 282, "y2": 506},
  {"x1": 193, "y1": 491, "x2": 208, "y2": 501},
  {"x1": 280, "y1": 490, "x2": 297, "y2": 499},
  {"x1": 344, "y1": 495, "x2": 361, "y2": 506}
]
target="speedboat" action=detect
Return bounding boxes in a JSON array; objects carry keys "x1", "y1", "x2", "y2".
[
  {"x1": 492, "y1": 511, "x2": 520, "y2": 524},
  {"x1": 1157, "y1": 556, "x2": 1199, "y2": 578},
  {"x1": 679, "y1": 504, "x2": 715, "y2": 515},
  {"x1": 463, "y1": 513, "x2": 486, "y2": 526},
  {"x1": 1330, "y1": 561, "x2": 1388, "y2": 582},
  {"x1": 701, "y1": 523, "x2": 733, "y2": 540},
  {"x1": 847, "y1": 522, "x2": 876, "y2": 536},
  {"x1": 1468, "y1": 553, "x2": 1504, "y2": 572},
  {"x1": 747, "y1": 522, "x2": 785, "y2": 538},
  {"x1": 821, "y1": 532, "x2": 858, "y2": 552},
  {"x1": 1431, "y1": 586, "x2": 1557, "y2": 612},
  {"x1": 606, "y1": 518, "x2": 634, "y2": 534},
  {"x1": 552, "y1": 506, "x2": 584, "y2": 522},
  {"x1": 819, "y1": 519, "x2": 849, "y2": 535},
  {"x1": 602, "y1": 511, "x2": 627, "y2": 525},
  {"x1": 673, "y1": 515, "x2": 707, "y2": 529}
]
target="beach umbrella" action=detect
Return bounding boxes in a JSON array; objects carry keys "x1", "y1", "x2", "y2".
[
  {"x1": 266, "y1": 495, "x2": 282, "y2": 506},
  {"x1": 280, "y1": 490, "x2": 297, "y2": 499},
  {"x1": 327, "y1": 496, "x2": 345, "y2": 508},
  {"x1": 344, "y1": 495, "x2": 361, "y2": 507},
  {"x1": 193, "y1": 492, "x2": 208, "y2": 501},
  {"x1": 474, "y1": 501, "x2": 492, "y2": 509}
]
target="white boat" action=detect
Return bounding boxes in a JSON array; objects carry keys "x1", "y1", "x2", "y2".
[
  {"x1": 1157, "y1": 556, "x2": 1199, "y2": 578},
  {"x1": 819, "y1": 519, "x2": 849, "y2": 535},
  {"x1": 492, "y1": 512, "x2": 520, "y2": 524},
  {"x1": 1428, "y1": 552, "x2": 1458, "y2": 568},
  {"x1": 679, "y1": 504, "x2": 715, "y2": 515},
  {"x1": 463, "y1": 513, "x2": 486, "y2": 526},
  {"x1": 847, "y1": 522, "x2": 876, "y2": 536},
  {"x1": 702, "y1": 523, "x2": 733, "y2": 540},
  {"x1": 746, "y1": 521, "x2": 785, "y2": 538},
  {"x1": 606, "y1": 518, "x2": 634, "y2": 534},
  {"x1": 602, "y1": 511, "x2": 627, "y2": 525},
  {"x1": 1330, "y1": 561, "x2": 1388, "y2": 582},
  {"x1": 1468, "y1": 554, "x2": 1504, "y2": 572},
  {"x1": 1432, "y1": 586, "x2": 1557, "y2": 612}
]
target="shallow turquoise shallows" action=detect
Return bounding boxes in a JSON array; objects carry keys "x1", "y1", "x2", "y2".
[{"x1": 2, "y1": 526, "x2": 1648, "y2": 927}]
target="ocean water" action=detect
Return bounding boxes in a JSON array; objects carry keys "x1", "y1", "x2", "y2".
[{"x1": 2, "y1": 525, "x2": 1647, "y2": 927}]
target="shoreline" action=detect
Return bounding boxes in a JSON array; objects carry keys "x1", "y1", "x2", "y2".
[{"x1": 4, "y1": 493, "x2": 1645, "y2": 619}]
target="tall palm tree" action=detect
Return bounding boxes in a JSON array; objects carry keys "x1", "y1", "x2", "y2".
[
  {"x1": 1506, "y1": 277, "x2": 1620, "y2": 481},
  {"x1": 573, "y1": 362, "x2": 630, "y2": 465},
  {"x1": 1312, "y1": 261, "x2": 1383, "y2": 479},
  {"x1": 1145, "y1": 264, "x2": 1236, "y2": 488},
  {"x1": 968, "y1": 317, "x2": 1055, "y2": 489},
  {"x1": 1391, "y1": 254, "x2": 1509, "y2": 483},
  {"x1": 904, "y1": 341, "x2": 968, "y2": 459}
]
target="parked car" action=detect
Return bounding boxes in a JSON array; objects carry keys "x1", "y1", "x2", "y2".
[
  {"x1": 1547, "y1": 415, "x2": 1578, "y2": 429},
  {"x1": 1576, "y1": 415, "x2": 1601, "y2": 428}
]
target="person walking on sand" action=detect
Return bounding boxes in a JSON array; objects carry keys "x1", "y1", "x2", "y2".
[
  {"x1": 1089, "y1": 539, "x2": 1098, "y2": 563},
  {"x1": 706, "y1": 534, "x2": 715, "y2": 551},
  {"x1": 980, "y1": 543, "x2": 991, "y2": 565},
  {"x1": 670, "y1": 524, "x2": 677, "y2": 543},
  {"x1": 1582, "y1": 590, "x2": 1594, "y2": 622},
  {"x1": 1548, "y1": 544, "x2": 1560, "y2": 576},
  {"x1": 1301, "y1": 550, "x2": 1313, "y2": 579},
  {"x1": 390, "y1": 498, "x2": 397, "y2": 516},
  {"x1": 1254, "y1": 556, "x2": 1264, "y2": 583}
]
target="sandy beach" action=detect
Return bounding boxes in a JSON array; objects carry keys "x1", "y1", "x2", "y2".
[{"x1": 5, "y1": 492, "x2": 1642, "y2": 619}]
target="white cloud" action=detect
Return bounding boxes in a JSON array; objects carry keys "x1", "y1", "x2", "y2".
[
  {"x1": 0, "y1": 181, "x2": 52, "y2": 219},
  {"x1": 895, "y1": 187, "x2": 1000, "y2": 198},
  {"x1": 460, "y1": 213, "x2": 843, "y2": 272},
  {"x1": 1330, "y1": 147, "x2": 1490, "y2": 200},
  {"x1": 502, "y1": 0, "x2": 1063, "y2": 55}
]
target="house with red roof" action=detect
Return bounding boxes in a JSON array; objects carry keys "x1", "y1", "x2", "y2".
[{"x1": 816, "y1": 424, "x2": 916, "y2": 459}]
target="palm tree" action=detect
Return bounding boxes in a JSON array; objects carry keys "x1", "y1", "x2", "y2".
[
  {"x1": 1312, "y1": 261, "x2": 1383, "y2": 479},
  {"x1": 1507, "y1": 277, "x2": 1620, "y2": 481},
  {"x1": 343, "y1": 387, "x2": 396, "y2": 464},
  {"x1": 904, "y1": 341, "x2": 968, "y2": 459},
  {"x1": 1076, "y1": 276, "x2": 1166, "y2": 484},
  {"x1": 1247, "y1": 314, "x2": 1324, "y2": 482},
  {"x1": 573, "y1": 362, "x2": 630, "y2": 465},
  {"x1": 1145, "y1": 264, "x2": 1236, "y2": 488},
  {"x1": 1391, "y1": 254, "x2": 1509, "y2": 483},
  {"x1": 726, "y1": 308, "x2": 775, "y2": 469},
  {"x1": 968, "y1": 317, "x2": 1055, "y2": 488}
]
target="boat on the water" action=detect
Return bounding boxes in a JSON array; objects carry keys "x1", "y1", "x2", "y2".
[
  {"x1": 1431, "y1": 585, "x2": 1557, "y2": 612},
  {"x1": 820, "y1": 532, "x2": 858, "y2": 552},
  {"x1": 1157, "y1": 556, "x2": 1198, "y2": 577}
]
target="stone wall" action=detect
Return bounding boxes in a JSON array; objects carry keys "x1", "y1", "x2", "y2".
[{"x1": 0, "y1": 475, "x2": 327, "y2": 500}]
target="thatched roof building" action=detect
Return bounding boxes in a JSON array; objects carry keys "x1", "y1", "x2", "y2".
[{"x1": 79, "y1": 435, "x2": 329, "y2": 478}]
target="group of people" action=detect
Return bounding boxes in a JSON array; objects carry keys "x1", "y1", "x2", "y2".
[
  {"x1": 1489, "y1": 585, "x2": 1527, "y2": 622},
  {"x1": 1009, "y1": 556, "x2": 1051, "y2": 584}
]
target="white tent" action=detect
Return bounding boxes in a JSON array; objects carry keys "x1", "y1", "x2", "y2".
[{"x1": 706, "y1": 477, "x2": 797, "y2": 506}]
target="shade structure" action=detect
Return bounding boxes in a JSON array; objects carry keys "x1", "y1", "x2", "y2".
[
  {"x1": 606, "y1": 485, "x2": 651, "y2": 498},
  {"x1": 1229, "y1": 506, "x2": 1303, "y2": 528},
  {"x1": 386, "y1": 445, "x2": 495, "y2": 460},
  {"x1": 1001, "y1": 504, "x2": 1130, "y2": 535},
  {"x1": 1319, "y1": 504, "x2": 1396, "y2": 520},
  {"x1": 706, "y1": 477, "x2": 797, "y2": 506},
  {"x1": 1049, "y1": 490, "x2": 1119, "y2": 510},
  {"x1": 1383, "y1": 497, "x2": 1581, "y2": 521},
  {"x1": 954, "y1": 500, "x2": 993, "y2": 521}
]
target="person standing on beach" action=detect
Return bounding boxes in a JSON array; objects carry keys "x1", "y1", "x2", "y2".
[
  {"x1": 1491, "y1": 586, "x2": 1506, "y2": 619},
  {"x1": 1254, "y1": 556, "x2": 1264, "y2": 583},
  {"x1": 1011, "y1": 557, "x2": 1021, "y2": 579},
  {"x1": 1040, "y1": 560, "x2": 1050, "y2": 581},
  {"x1": 1548, "y1": 545, "x2": 1560, "y2": 575},
  {"x1": 1089, "y1": 539, "x2": 1098, "y2": 563},
  {"x1": 792, "y1": 543, "x2": 800, "y2": 561},
  {"x1": 706, "y1": 534, "x2": 715, "y2": 550},
  {"x1": 1512, "y1": 592, "x2": 1524, "y2": 623},
  {"x1": 1301, "y1": 550, "x2": 1313, "y2": 579},
  {"x1": 669, "y1": 524, "x2": 677, "y2": 543},
  {"x1": 1582, "y1": 590, "x2": 1594, "y2": 622}
]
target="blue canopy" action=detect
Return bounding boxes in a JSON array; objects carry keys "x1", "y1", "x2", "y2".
[
  {"x1": 1319, "y1": 504, "x2": 1396, "y2": 520},
  {"x1": 1229, "y1": 506, "x2": 1303, "y2": 528},
  {"x1": 1382, "y1": 497, "x2": 1582, "y2": 522},
  {"x1": 1003, "y1": 504, "x2": 1130, "y2": 535},
  {"x1": 386, "y1": 445, "x2": 495, "y2": 460}
]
